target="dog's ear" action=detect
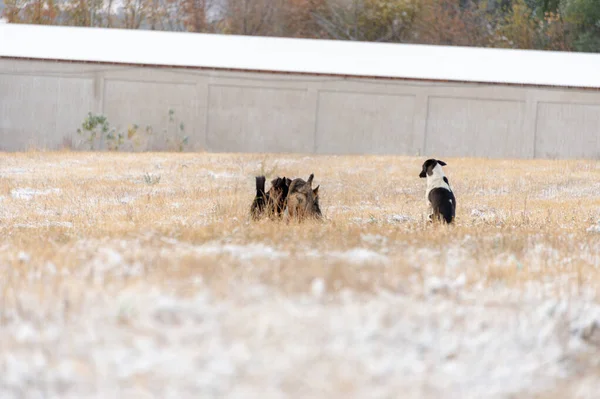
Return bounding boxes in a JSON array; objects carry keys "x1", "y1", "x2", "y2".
[
  {"x1": 419, "y1": 162, "x2": 428, "y2": 178},
  {"x1": 307, "y1": 174, "x2": 314, "y2": 186},
  {"x1": 313, "y1": 185, "x2": 319, "y2": 197},
  {"x1": 285, "y1": 178, "x2": 292, "y2": 186},
  {"x1": 437, "y1": 160, "x2": 447, "y2": 166}
]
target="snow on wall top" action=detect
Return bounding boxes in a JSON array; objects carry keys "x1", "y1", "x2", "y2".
[{"x1": 2, "y1": 23, "x2": 600, "y2": 89}]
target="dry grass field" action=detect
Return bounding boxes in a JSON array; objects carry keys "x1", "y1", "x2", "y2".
[{"x1": 1, "y1": 151, "x2": 600, "y2": 398}]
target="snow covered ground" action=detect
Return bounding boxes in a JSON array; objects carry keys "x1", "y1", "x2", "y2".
[
  {"x1": 3, "y1": 271, "x2": 600, "y2": 398},
  {"x1": 0, "y1": 153, "x2": 599, "y2": 398}
]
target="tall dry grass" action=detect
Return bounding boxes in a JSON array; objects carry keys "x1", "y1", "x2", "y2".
[
  {"x1": 2, "y1": 151, "x2": 600, "y2": 397},
  {"x1": 0, "y1": 151, "x2": 599, "y2": 300}
]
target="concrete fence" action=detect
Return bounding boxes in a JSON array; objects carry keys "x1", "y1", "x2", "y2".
[{"x1": 1, "y1": 57, "x2": 600, "y2": 158}]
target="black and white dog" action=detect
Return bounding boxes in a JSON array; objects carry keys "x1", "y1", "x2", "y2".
[{"x1": 419, "y1": 159, "x2": 456, "y2": 224}]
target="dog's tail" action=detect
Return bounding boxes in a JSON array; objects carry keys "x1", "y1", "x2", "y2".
[
  {"x1": 251, "y1": 176, "x2": 267, "y2": 220},
  {"x1": 255, "y1": 175, "x2": 266, "y2": 196}
]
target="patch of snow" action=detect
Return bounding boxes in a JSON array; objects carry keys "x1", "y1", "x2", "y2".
[
  {"x1": 1, "y1": 167, "x2": 28, "y2": 174},
  {"x1": 424, "y1": 274, "x2": 466, "y2": 295},
  {"x1": 586, "y1": 224, "x2": 600, "y2": 233},
  {"x1": 387, "y1": 214, "x2": 413, "y2": 223},
  {"x1": 361, "y1": 233, "x2": 388, "y2": 246},
  {"x1": 540, "y1": 183, "x2": 600, "y2": 199},
  {"x1": 270, "y1": 158, "x2": 300, "y2": 166},
  {"x1": 1, "y1": 285, "x2": 597, "y2": 398},
  {"x1": 351, "y1": 215, "x2": 414, "y2": 225},
  {"x1": 311, "y1": 278, "x2": 326, "y2": 298},
  {"x1": 17, "y1": 251, "x2": 31, "y2": 263},
  {"x1": 194, "y1": 243, "x2": 287, "y2": 260},
  {"x1": 14, "y1": 221, "x2": 73, "y2": 228},
  {"x1": 476, "y1": 187, "x2": 510, "y2": 196},
  {"x1": 523, "y1": 243, "x2": 562, "y2": 272},
  {"x1": 471, "y1": 207, "x2": 501, "y2": 222},
  {"x1": 76, "y1": 247, "x2": 144, "y2": 283},
  {"x1": 118, "y1": 196, "x2": 136, "y2": 204},
  {"x1": 394, "y1": 188, "x2": 418, "y2": 195},
  {"x1": 188, "y1": 242, "x2": 387, "y2": 265},
  {"x1": 207, "y1": 171, "x2": 237, "y2": 179},
  {"x1": 350, "y1": 216, "x2": 377, "y2": 225},
  {"x1": 45, "y1": 263, "x2": 57, "y2": 275},
  {"x1": 327, "y1": 248, "x2": 389, "y2": 264},
  {"x1": 11, "y1": 188, "x2": 61, "y2": 200}
]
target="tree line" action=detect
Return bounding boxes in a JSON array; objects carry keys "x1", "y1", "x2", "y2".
[{"x1": 3, "y1": 0, "x2": 600, "y2": 52}]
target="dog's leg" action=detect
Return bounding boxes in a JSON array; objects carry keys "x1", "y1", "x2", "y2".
[{"x1": 426, "y1": 202, "x2": 434, "y2": 223}]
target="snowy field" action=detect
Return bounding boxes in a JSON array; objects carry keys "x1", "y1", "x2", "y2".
[{"x1": 1, "y1": 152, "x2": 600, "y2": 398}]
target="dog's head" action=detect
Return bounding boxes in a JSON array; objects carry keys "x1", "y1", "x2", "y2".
[
  {"x1": 268, "y1": 176, "x2": 292, "y2": 197},
  {"x1": 419, "y1": 159, "x2": 447, "y2": 178},
  {"x1": 287, "y1": 173, "x2": 322, "y2": 220}
]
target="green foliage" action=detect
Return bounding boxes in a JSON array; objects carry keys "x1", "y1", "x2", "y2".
[
  {"x1": 5, "y1": 0, "x2": 600, "y2": 52},
  {"x1": 76, "y1": 109, "x2": 190, "y2": 152},
  {"x1": 493, "y1": 0, "x2": 570, "y2": 50},
  {"x1": 561, "y1": 0, "x2": 600, "y2": 52},
  {"x1": 77, "y1": 112, "x2": 110, "y2": 150},
  {"x1": 360, "y1": 0, "x2": 420, "y2": 42},
  {"x1": 164, "y1": 108, "x2": 190, "y2": 152},
  {"x1": 572, "y1": 30, "x2": 600, "y2": 52},
  {"x1": 143, "y1": 173, "x2": 161, "y2": 185},
  {"x1": 77, "y1": 113, "x2": 126, "y2": 151},
  {"x1": 106, "y1": 129, "x2": 125, "y2": 151},
  {"x1": 562, "y1": 0, "x2": 600, "y2": 26},
  {"x1": 526, "y1": 0, "x2": 561, "y2": 17},
  {"x1": 496, "y1": 0, "x2": 538, "y2": 49}
]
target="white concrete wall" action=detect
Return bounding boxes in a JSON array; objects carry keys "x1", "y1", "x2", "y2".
[{"x1": 1, "y1": 58, "x2": 600, "y2": 158}]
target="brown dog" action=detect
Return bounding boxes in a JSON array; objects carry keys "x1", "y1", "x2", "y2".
[
  {"x1": 250, "y1": 175, "x2": 292, "y2": 220},
  {"x1": 285, "y1": 173, "x2": 322, "y2": 221}
]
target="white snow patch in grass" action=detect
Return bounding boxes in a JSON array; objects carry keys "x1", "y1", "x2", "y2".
[
  {"x1": 186, "y1": 242, "x2": 388, "y2": 264},
  {"x1": 586, "y1": 224, "x2": 600, "y2": 233},
  {"x1": 14, "y1": 221, "x2": 73, "y2": 229},
  {"x1": 471, "y1": 207, "x2": 502, "y2": 222},
  {"x1": 387, "y1": 214, "x2": 413, "y2": 223},
  {"x1": 2, "y1": 167, "x2": 29, "y2": 175},
  {"x1": 194, "y1": 242, "x2": 287, "y2": 260},
  {"x1": 350, "y1": 216, "x2": 376, "y2": 225},
  {"x1": 1, "y1": 286, "x2": 598, "y2": 398},
  {"x1": 274, "y1": 159, "x2": 300, "y2": 167},
  {"x1": 207, "y1": 171, "x2": 237, "y2": 179},
  {"x1": 325, "y1": 248, "x2": 389, "y2": 264},
  {"x1": 118, "y1": 195, "x2": 136, "y2": 204},
  {"x1": 17, "y1": 251, "x2": 31, "y2": 263},
  {"x1": 361, "y1": 233, "x2": 388, "y2": 246},
  {"x1": 350, "y1": 214, "x2": 414, "y2": 225},
  {"x1": 11, "y1": 188, "x2": 61, "y2": 200},
  {"x1": 74, "y1": 247, "x2": 144, "y2": 283},
  {"x1": 311, "y1": 278, "x2": 326, "y2": 297},
  {"x1": 424, "y1": 274, "x2": 466, "y2": 295},
  {"x1": 540, "y1": 183, "x2": 600, "y2": 199}
]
